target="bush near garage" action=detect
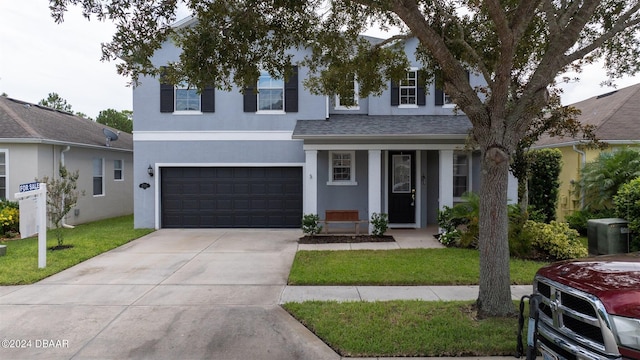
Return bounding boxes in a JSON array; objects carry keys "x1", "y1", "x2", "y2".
[
  {"x1": 439, "y1": 196, "x2": 586, "y2": 260},
  {"x1": 0, "y1": 200, "x2": 19, "y2": 238}
]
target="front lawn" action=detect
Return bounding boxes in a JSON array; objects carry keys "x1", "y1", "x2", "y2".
[
  {"x1": 0, "y1": 215, "x2": 153, "y2": 285},
  {"x1": 288, "y1": 247, "x2": 546, "y2": 285},
  {"x1": 283, "y1": 300, "x2": 528, "y2": 357}
]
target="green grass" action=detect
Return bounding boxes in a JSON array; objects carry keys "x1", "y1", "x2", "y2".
[
  {"x1": 283, "y1": 300, "x2": 528, "y2": 357},
  {"x1": 0, "y1": 215, "x2": 153, "y2": 285},
  {"x1": 288, "y1": 247, "x2": 546, "y2": 285}
]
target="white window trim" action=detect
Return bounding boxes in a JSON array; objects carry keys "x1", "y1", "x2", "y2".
[
  {"x1": 327, "y1": 151, "x2": 358, "y2": 186},
  {"x1": 174, "y1": 84, "x2": 202, "y2": 113},
  {"x1": 335, "y1": 80, "x2": 360, "y2": 110},
  {"x1": 93, "y1": 158, "x2": 105, "y2": 197},
  {"x1": 453, "y1": 151, "x2": 472, "y2": 201},
  {"x1": 257, "y1": 70, "x2": 285, "y2": 113},
  {"x1": 398, "y1": 68, "x2": 418, "y2": 107},
  {"x1": 114, "y1": 159, "x2": 124, "y2": 181}
]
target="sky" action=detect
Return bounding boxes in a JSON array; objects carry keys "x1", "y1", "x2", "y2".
[{"x1": 1, "y1": 2, "x2": 640, "y2": 119}]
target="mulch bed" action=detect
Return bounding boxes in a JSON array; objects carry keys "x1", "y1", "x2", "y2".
[{"x1": 299, "y1": 235, "x2": 395, "y2": 244}]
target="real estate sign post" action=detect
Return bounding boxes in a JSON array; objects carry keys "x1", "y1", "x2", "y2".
[{"x1": 15, "y1": 182, "x2": 47, "y2": 268}]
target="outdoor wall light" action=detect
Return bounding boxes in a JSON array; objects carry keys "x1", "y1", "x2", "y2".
[{"x1": 147, "y1": 165, "x2": 154, "y2": 177}]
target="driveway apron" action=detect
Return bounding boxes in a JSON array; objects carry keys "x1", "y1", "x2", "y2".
[{"x1": 0, "y1": 229, "x2": 339, "y2": 360}]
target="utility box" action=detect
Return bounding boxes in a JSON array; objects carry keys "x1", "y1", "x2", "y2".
[{"x1": 587, "y1": 218, "x2": 631, "y2": 255}]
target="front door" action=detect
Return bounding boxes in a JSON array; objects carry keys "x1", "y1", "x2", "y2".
[{"x1": 388, "y1": 151, "x2": 416, "y2": 224}]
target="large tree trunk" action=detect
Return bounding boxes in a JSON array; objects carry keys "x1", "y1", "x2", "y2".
[{"x1": 477, "y1": 146, "x2": 516, "y2": 318}]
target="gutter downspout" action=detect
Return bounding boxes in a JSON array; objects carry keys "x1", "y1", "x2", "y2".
[
  {"x1": 572, "y1": 144, "x2": 586, "y2": 209},
  {"x1": 60, "y1": 146, "x2": 75, "y2": 229}
]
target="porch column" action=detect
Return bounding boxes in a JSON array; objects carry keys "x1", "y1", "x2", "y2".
[
  {"x1": 303, "y1": 150, "x2": 318, "y2": 215},
  {"x1": 368, "y1": 149, "x2": 382, "y2": 233},
  {"x1": 439, "y1": 150, "x2": 454, "y2": 210}
]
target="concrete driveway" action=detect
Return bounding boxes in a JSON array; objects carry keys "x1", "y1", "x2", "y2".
[{"x1": 0, "y1": 229, "x2": 339, "y2": 360}]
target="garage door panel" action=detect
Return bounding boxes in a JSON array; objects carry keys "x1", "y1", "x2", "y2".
[{"x1": 161, "y1": 167, "x2": 302, "y2": 228}]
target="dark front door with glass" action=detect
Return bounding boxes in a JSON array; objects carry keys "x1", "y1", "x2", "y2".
[{"x1": 388, "y1": 151, "x2": 416, "y2": 224}]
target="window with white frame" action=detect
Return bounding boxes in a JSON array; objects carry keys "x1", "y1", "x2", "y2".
[
  {"x1": 0, "y1": 151, "x2": 6, "y2": 199},
  {"x1": 399, "y1": 70, "x2": 417, "y2": 105},
  {"x1": 175, "y1": 83, "x2": 201, "y2": 111},
  {"x1": 114, "y1": 159, "x2": 123, "y2": 181},
  {"x1": 335, "y1": 76, "x2": 359, "y2": 110},
  {"x1": 443, "y1": 92, "x2": 454, "y2": 106},
  {"x1": 453, "y1": 152, "x2": 470, "y2": 198},
  {"x1": 328, "y1": 151, "x2": 357, "y2": 185},
  {"x1": 257, "y1": 70, "x2": 284, "y2": 111},
  {"x1": 93, "y1": 158, "x2": 104, "y2": 196}
]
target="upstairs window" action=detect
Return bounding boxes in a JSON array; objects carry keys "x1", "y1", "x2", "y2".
[
  {"x1": 335, "y1": 76, "x2": 359, "y2": 110},
  {"x1": 175, "y1": 83, "x2": 201, "y2": 112},
  {"x1": 159, "y1": 69, "x2": 215, "y2": 113},
  {"x1": 328, "y1": 151, "x2": 357, "y2": 185},
  {"x1": 243, "y1": 66, "x2": 299, "y2": 113},
  {"x1": 257, "y1": 71, "x2": 285, "y2": 111},
  {"x1": 399, "y1": 70, "x2": 417, "y2": 106},
  {"x1": 391, "y1": 68, "x2": 425, "y2": 107}
]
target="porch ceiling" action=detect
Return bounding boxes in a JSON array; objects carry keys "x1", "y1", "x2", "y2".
[{"x1": 292, "y1": 114, "x2": 471, "y2": 141}]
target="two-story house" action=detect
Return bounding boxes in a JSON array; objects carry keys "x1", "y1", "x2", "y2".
[{"x1": 132, "y1": 17, "x2": 517, "y2": 231}]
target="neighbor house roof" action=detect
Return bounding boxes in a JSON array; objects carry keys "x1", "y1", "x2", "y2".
[
  {"x1": 0, "y1": 96, "x2": 132, "y2": 151},
  {"x1": 293, "y1": 114, "x2": 471, "y2": 141},
  {"x1": 535, "y1": 82, "x2": 640, "y2": 148}
]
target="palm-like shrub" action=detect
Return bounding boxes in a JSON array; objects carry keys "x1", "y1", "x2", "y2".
[{"x1": 576, "y1": 147, "x2": 640, "y2": 211}]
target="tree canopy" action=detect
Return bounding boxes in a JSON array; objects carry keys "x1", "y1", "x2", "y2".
[
  {"x1": 39, "y1": 92, "x2": 73, "y2": 113},
  {"x1": 96, "y1": 109, "x2": 133, "y2": 133},
  {"x1": 49, "y1": 0, "x2": 640, "y2": 317}
]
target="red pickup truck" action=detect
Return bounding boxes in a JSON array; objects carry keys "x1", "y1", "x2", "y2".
[{"x1": 532, "y1": 252, "x2": 640, "y2": 360}]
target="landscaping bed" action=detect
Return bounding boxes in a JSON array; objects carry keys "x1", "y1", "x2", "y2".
[{"x1": 298, "y1": 235, "x2": 395, "y2": 244}]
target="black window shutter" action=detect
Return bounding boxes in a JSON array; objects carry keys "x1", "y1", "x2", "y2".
[
  {"x1": 160, "y1": 67, "x2": 175, "y2": 112},
  {"x1": 243, "y1": 86, "x2": 257, "y2": 112},
  {"x1": 417, "y1": 70, "x2": 426, "y2": 106},
  {"x1": 434, "y1": 71, "x2": 444, "y2": 106},
  {"x1": 284, "y1": 65, "x2": 298, "y2": 112},
  {"x1": 201, "y1": 86, "x2": 215, "y2": 112},
  {"x1": 390, "y1": 80, "x2": 399, "y2": 106}
]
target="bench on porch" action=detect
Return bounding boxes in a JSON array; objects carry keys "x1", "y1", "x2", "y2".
[{"x1": 321, "y1": 210, "x2": 368, "y2": 235}]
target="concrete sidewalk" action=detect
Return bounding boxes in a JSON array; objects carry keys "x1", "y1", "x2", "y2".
[{"x1": 280, "y1": 285, "x2": 533, "y2": 303}]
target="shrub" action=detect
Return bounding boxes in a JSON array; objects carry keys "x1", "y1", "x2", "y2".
[
  {"x1": 436, "y1": 192, "x2": 479, "y2": 248},
  {"x1": 370, "y1": 212, "x2": 388, "y2": 236},
  {"x1": 0, "y1": 201, "x2": 19, "y2": 237},
  {"x1": 528, "y1": 148, "x2": 562, "y2": 223},
  {"x1": 521, "y1": 220, "x2": 587, "y2": 260},
  {"x1": 576, "y1": 147, "x2": 640, "y2": 211},
  {"x1": 301, "y1": 213, "x2": 322, "y2": 236},
  {"x1": 565, "y1": 208, "x2": 616, "y2": 236},
  {"x1": 614, "y1": 177, "x2": 640, "y2": 251}
]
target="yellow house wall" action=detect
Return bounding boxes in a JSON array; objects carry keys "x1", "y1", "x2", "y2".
[{"x1": 555, "y1": 144, "x2": 637, "y2": 221}]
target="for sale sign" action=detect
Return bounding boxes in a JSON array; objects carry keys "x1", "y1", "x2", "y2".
[{"x1": 19, "y1": 182, "x2": 40, "y2": 192}]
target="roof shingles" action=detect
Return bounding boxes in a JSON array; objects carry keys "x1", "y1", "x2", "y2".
[{"x1": 0, "y1": 96, "x2": 132, "y2": 151}]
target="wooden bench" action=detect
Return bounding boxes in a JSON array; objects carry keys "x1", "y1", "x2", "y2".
[{"x1": 321, "y1": 210, "x2": 368, "y2": 235}]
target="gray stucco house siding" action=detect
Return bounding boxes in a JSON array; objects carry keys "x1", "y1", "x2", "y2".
[{"x1": 132, "y1": 19, "x2": 516, "y2": 230}]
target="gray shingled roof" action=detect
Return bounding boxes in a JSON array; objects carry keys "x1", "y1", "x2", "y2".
[
  {"x1": 293, "y1": 114, "x2": 472, "y2": 139},
  {"x1": 536, "y1": 82, "x2": 640, "y2": 147},
  {"x1": 0, "y1": 96, "x2": 132, "y2": 151}
]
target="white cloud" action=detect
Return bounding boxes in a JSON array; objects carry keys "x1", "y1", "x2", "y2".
[{"x1": 0, "y1": 2, "x2": 131, "y2": 118}]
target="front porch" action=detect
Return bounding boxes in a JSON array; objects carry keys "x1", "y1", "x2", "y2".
[{"x1": 298, "y1": 226, "x2": 443, "y2": 250}]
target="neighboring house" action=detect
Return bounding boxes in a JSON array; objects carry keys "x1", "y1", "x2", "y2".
[
  {"x1": 133, "y1": 17, "x2": 517, "y2": 230},
  {"x1": 0, "y1": 96, "x2": 134, "y2": 229},
  {"x1": 534, "y1": 82, "x2": 640, "y2": 221}
]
